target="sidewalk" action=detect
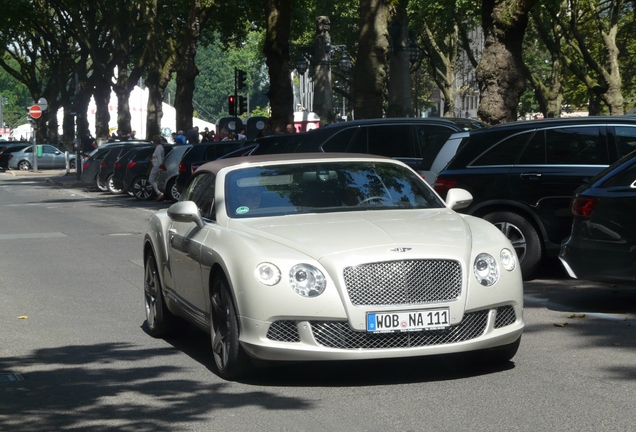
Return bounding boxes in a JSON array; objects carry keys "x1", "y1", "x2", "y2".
[{"x1": 0, "y1": 168, "x2": 86, "y2": 188}]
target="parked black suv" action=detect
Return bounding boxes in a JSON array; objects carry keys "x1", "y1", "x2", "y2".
[
  {"x1": 248, "y1": 118, "x2": 485, "y2": 184},
  {"x1": 434, "y1": 116, "x2": 636, "y2": 278}
]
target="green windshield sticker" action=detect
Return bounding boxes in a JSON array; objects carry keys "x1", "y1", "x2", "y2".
[{"x1": 236, "y1": 206, "x2": 250, "y2": 214}]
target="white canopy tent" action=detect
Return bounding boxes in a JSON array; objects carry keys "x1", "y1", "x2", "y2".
[{"x1": 61, "y1": 85, "x2": 216, "y2": 140}]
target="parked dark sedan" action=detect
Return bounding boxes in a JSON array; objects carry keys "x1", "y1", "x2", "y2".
[
  {"x1": 0, "y1": 143, "x2": 30, "y2": 170},
  {"x1": 559, "y1": 150, "x2": 636, "y2": 285},
  {"x1": 157, "y1": 144, "x2": 192, "y2": 202},
  {"x1": 121, "y1": 144, "x2": 173, "y2": 200},
  {"x1": 110, "y1": 145, "x2": 153, "y2": 194},
  {"x1": 97, "y1": 141, "x2": 151, "y2": 193},
  {"x1": 175, "y1": 141, "x2": 245, "y2": 192},
  {"x1": 81, "y1": 144, "x2": 130, "y2": 190},
  {"x1": 434, "y1": 116, "x2": 636, "y2": 279}
]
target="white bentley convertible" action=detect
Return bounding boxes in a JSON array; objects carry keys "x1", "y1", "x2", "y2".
[{"x1": 143, "y1": 153, "x2": 524, "y2": 379}]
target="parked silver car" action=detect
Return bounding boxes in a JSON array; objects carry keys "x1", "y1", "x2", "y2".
[{"x1": 8, "y1": 144, "x2": 76, "y2": 170}]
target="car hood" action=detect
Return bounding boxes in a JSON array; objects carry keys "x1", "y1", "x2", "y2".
[{"x1": 229, "y1": 209, "x2": 471, "y2": 260}]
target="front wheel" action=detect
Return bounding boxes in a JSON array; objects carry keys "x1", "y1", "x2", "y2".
[
  {"x1": 96, "y1": 176, "x2": 108, "y2": 192},
  {"x1": 107, "y1": 174, "x2": 122, "y2": 194},
  {"x1": 144, "y1": 253, "x2": 178, "y2": 337},
  {"x1": 483, "y1": 211, "x2": 542, "y2": 280},
  {"x1": 18, "y1": 160, "x2": 31, "y2": 171},
  {"x1": 132, "y1": 176, "x2": 154, "y2": 200},
  {"x1": 166, "y1": 178, "x2": 180, "y2": 202},
  {"x1": 210, "y1": 274, "x2": 251, "y2": 380}
]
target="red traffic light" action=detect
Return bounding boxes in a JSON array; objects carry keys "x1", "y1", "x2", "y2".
[{"x1": 228, "y1": 95, "x2": 236, "y2": 116}]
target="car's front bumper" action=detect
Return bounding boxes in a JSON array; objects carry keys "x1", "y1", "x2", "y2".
[{"x1": 238, "y1": 304, "x2": 523, "y2": 361}]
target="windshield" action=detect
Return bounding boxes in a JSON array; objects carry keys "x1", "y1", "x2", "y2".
[{"x1": 225, "y1": 161, "x2": 445, "y2": 218}]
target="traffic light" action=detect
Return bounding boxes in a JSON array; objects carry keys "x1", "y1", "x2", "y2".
[
  {"x1": 228, "y1": 95, "x2": 236, "y2": 116},
  {"x1": 237, "y1": 69, "x2": 247, "y2": 90},
  {"x1": 238, "y1": 96, "x2": 247, "y2": 115}
]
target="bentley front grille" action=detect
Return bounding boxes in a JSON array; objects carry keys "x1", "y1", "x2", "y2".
[
  {"x1": 343, "y1": 259, "x2": 462, "y2": 306},
  {"x1": 494, "y1": 306, "x2": 516, "y2": 328},
  {"x1": 266, "y1": 320, "x2": 301, "y2": 342},
  {"x1": 310, "y1": 310, "x2": 488, "y2": 349}
]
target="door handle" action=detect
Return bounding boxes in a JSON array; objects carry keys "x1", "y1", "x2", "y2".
[{"x1": 519, "y1": 173, "x2": 542, "y2": 180}]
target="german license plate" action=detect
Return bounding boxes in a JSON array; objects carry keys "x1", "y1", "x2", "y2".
[{"x1": 367, "y1": 308, "x2": 450, "y2": 333}]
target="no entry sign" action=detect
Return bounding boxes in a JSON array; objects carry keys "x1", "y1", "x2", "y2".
[{"x1": 29, "y1": 105, "x2": 42, "y2": 119}]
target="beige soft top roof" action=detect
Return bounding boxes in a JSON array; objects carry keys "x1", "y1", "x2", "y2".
[{"x1": 197, "y1": 152, "x2": 394, "y2": 175}]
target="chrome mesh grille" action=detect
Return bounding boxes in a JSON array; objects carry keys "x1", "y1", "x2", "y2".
[
  {"x1": 266, "y1": 320, "x2": 300, "y2": 342},
  {"x1": 343, "y1": 259, "x2": 462, "y2": 306},
  {"x1": 310, "y1": 310, "x2": 488, "y2": 349},
  {"x1": 494, "y1": 306, "x2": 516, "y2": 328}
]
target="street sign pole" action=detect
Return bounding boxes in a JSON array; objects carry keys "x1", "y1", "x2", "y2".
[
  {"x1": 32, "y1": 122, "x2": 37, "y2": 172},
  {"x1": 28, "y1": 104, "x2": 43, "y2": 172}
]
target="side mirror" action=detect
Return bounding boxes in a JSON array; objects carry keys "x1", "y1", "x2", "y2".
[
  {"x1": 445, "y1": 188, "x2": 473, "y2": 210},
  {"x1": 168, "y1": 201, "x2": 204, "y2": 229}
]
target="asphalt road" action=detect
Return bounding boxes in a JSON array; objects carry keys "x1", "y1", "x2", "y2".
[{"x1": 1, "y1": 170, "x2": 635, "y2": 431}]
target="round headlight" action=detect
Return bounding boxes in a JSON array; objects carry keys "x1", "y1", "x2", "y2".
[
  {"x1": 500, "y1": 248, "x2": 516, "y2": 272},
  {"x1": 473, "y1": 253, "x2": 499, "y2": 286},
  {"x1": 255, "y1": 262, "x2": 281, "y2": 286},
  {"x1": 289, "y1": 264, "x2": 326, "y2": 297}
]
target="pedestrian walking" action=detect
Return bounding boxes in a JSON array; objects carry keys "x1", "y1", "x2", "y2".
[{"x1": 148, "y1": 135, "x2": 165, "y2": 201}]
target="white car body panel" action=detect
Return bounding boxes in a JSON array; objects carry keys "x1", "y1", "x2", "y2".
[{"x1": 144, "y1": 154, "x2": 524, "y2": 365}]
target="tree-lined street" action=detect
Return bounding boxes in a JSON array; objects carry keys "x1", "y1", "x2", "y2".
[{"x1": 1, "y1": 172, "x2": 635, "y2": 431}]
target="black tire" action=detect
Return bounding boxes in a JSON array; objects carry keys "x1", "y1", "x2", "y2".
[
  {"x1": 166, "y1": 178, "x2": 180, "y2": 202},
  {"x1": 96, "y1": 175, "x2": 108, "y2": 192},
  {"x1": 18, "y1": 160, "x2": 31, "y2": 171},
  {"x1": 107, "y1": 174, "x2": 122, "y2": 194},
  {"x1": 70, "y1": 159, "x2": 76, "y2": 169},
  {"x1": 210, "y1": 274, "x2": 251, "y2": 380},
  {"x1": 144, "y1": 253, "x2": 178, "y2": 337},
  {"x1": 483, "y1": 211, "x2": 542, "y2": 280},
  {"x1": 132, "y1": 176, "x2": 154, "y2": 200}
]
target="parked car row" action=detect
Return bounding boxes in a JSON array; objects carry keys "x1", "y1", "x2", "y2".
[{"x1": 81, "y1": 140, "x2": 246, "y2": 201}]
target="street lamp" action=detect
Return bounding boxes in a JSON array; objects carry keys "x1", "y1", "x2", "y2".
[
  {"x1": 336, "y1": 49, "x2": 352, "y2": 72},
  {"x1": 408, "y1": 40, "x2": 421, "y2": 64},
  {"x1": 295, "y1": 54, "x2": 309, "y2": 75}
]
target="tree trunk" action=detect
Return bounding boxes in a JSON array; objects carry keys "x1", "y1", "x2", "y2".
[
  {"x1": 145, "y1": 65, "x2": 173, "y2": 140},
  {"x1": 175, "y1": 57, "x2": 198, "y2": 133},
  {"x1": 93, "y1": 78, "x2": 112, "y2": 140},
  {"x1": 477, "y1": 0, "x2": 537, "y2": 125},
  {"x1": 420, "y1": 19, "x2": 458, "y2": 118},
  {"x1": 263, "y1": 0, "x2": 294, "y2": 134},
  {"x1": 175, "y1": 3, "x2": 203, "y2": 133},
  {"x1": 387, "y1": 0, "x2": 412, "y2": 117},
  {"x1": 588, "y1": 91, "x2": 603, "y2": 116},
  {"x1": 354, "y1": 0, "x2": 390, "y2": 119},
  {"x1": 313, "y1": 16, "x2": 335, "y2": 125},
  {"x1": 601, "y1": 26, "x2": 623, "y2": 115},
  {"x1": 524, "y1": 54, "x2": 562, "y2": 118}
]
